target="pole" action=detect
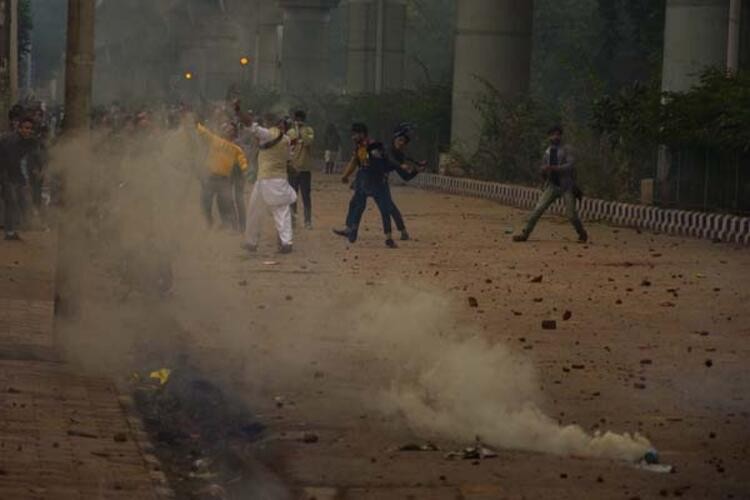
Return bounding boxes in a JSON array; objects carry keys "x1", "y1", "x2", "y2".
[
  {"x1": 9, "y1": 0, "x2": 17, "y2": 102},
  {"x1": 56, "y1": 0, "x2": 95, "y2": 320},
  {"x1": 64, "y1": 0, "x2": 95, "y2": 131},
  {"x1": 0, "y1": 0, "x2": 15, "y2": 131},
  {"x1": 727, "y1": 0, "x2": 742, "y2": 73}
]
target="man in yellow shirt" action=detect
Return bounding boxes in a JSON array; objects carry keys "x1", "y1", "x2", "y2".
[
  {"x1": 196, "y1": 121, "x2": 249, "y2": 229},
  {"x1": 242, "y1": 113, "x2": 297, "y2": 254},
  {"x1": 287, "y1": 110, "x2": 315, "y2": 229}
]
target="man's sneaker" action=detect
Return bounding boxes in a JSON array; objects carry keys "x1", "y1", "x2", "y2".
[
  {"x1": 512, "y1": 234, "x2": 528, "y2": 242},
  {"x1": 385, "y1": 238, "x2": 398, "y2": 249},
  {"x1": 400, "y1": 230, "x2": 411, "y2": 241},
  {"x1": 4, "y1": 233, "x2": 21, "y2": 241},
  {"x1": 240, "y1": 242, "x2": 257, "y2": 253},
  {"x1": 304, "y1": 221, "x2": 313, "y2": 230},
  {"x1": 577, "y1": 231, "x2": 589, "y2": 244},
  {"x1": 278, "y1": 244, "x2": 293, "y2": 254},
  {"x1": 333, "y1": 227, "x2": 350, "y2": 238}
]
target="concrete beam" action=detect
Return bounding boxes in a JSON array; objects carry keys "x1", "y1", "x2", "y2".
[{"x1": 450, "y1": 0, "x2": 533, "y2": 153}]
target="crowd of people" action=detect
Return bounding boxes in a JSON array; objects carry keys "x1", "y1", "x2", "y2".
[{"x1": 0, "y1": 93, "x2": 587, "y2": 251}]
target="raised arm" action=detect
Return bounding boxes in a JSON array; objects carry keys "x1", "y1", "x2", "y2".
[
  {"x1": 249, "y1": 123, "x2": 279, "y2": 144},
  {"x1": 236, "y1": 147, "x2": 249, "y2": 173}
]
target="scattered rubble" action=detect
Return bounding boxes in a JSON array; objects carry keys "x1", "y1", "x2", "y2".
[{"x1": 398, "y1": 442, "x2": 440, "y2": 452}]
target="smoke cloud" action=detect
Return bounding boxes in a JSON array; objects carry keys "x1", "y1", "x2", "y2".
[
  {"x1": 347, "y1": 286, "x2": 652, "y2": 462},
  {"x1": 50, "y1": 121, "x2": 650, "y2": 469}
]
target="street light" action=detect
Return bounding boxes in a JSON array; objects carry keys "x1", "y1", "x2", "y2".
[
  {"x1": 184, "y1": 71, "x2": 194, "y2": 80},
  {"x1": 240, "y1": 56, "x2": 250, "y2": 66}
]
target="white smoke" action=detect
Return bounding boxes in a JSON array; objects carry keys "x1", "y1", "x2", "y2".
[{"x1": 349, "y1": 285, "x2": 652, "y2": 462}]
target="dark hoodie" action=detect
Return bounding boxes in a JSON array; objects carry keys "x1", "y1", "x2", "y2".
[
  {"x1": 360, "y1": 142, "x2": 417, "y2": 193},
  {"x1": 0, "y1": 132, "x2": 44, "y2": 185}
]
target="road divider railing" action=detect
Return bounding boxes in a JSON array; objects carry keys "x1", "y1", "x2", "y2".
[{"x1": 404, "y1": 173, "x2": 750, "y2": 245}]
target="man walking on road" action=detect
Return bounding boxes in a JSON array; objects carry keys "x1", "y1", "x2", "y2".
[
  {"x1": 513, "y1": 126, "x2": 588, "y2": 243},
  {"x1": 0, "y1": 117, "x2": 44, "y2": 241},
  {"x1": 287, "y1": 110, "x2": 315, "y2": 229}
]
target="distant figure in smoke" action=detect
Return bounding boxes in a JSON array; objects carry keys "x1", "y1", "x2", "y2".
[
  {"x1": 323, "y1": 123, "x2": 341, "y2": 175},
  {"x1": 513, "y1": 126, "x2": 588, "y2": 243},
  {"x1": 242, "y1": 113, "x2": 297, "y2": 254},
  {"x1": 0, "y1": 116, "x2": 44, "y2": 241},
  {"x1": 287, "y1": 110, "x2": 315, "y2": 229},
  {"x1": 334, "y1": 129, "x2": 418, "y2": 248},
  {"x1": 387, "y1": 123, "x2": 427, "y2": 241},
  {"x1": 196, "y1": 121, "x2": 249, "y2": 230}
]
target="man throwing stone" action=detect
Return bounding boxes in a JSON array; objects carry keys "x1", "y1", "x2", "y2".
[{"x1": 513, "y1": 126, "x2": 588, "y2": 243}]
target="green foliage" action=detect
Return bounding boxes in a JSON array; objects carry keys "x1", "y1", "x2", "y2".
[
  {"x1": 533, "y1": 0, "x2": 664, "y2": 108},
  {"x1": 661, "y1": 69, "x2": 750, "y2": 151},
  {"x1": 593, "y1": 69, "x2": 750, "y2": 152},
  {"x1": 469, "y1": 80, "x2": 554, "y2": 184}
]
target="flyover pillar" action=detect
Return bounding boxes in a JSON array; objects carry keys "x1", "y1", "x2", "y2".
[
  {"x1": 255, "y1": 2, "x2": 284, "y2": 89},
  {"x1": 450, "y1": 0, "x2": 533, "y2": 153},
  {"x1": 662, "y1": 0, "x2": 729, "y2": 92},
  {"x1": 277, "y1": 0, "x2": 340, "y2": 95},
  {"x1": 658, "y1": 1, "x2": 730, "y2": 188}
]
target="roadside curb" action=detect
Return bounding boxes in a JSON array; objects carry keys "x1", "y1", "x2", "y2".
[
  {"x1": 117, "y1": 392, "x2": 177, "y2": 499},
  {"x1": 408, "y1": 173, "x2": 750, "y2": 245}
]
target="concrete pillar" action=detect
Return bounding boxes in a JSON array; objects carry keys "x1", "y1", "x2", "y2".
[
  {"x1": 255, "y1": 1, "x2": 283, "y2": 89},
  {"x1": 277, "y1": 0, "x2": 340, "y2": 95},
  {"x1": 662, "y1": 0, "x2": 729, "y2": 92},
  {"x1": 450, "y1": 0, "x2": 533, "y2": 153},
  {"x1": 345, "y1": 0, "x2": 406, "y2": 94},
  {"x1": 658, "y1": 0, "x2": 730, "y2": 189}
]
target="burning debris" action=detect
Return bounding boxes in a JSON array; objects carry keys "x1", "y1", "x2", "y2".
[{"x1": 130, "y1": 356, "x2": 288, "y2": 499}]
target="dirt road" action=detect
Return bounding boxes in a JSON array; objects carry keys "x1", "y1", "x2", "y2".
[{"x1": 67, "y1": 177, "x2": 750, "y2": 499}]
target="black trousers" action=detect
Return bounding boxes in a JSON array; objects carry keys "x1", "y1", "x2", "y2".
[
  {"x1": 347, "y1": 185, "x2": 393, "y2": 241},
  {"x1": 385, "y1": 184, "x2": 406, "y2": 232},
  {"x1": 289, "y1": 170, "x2": 312, "y2": 224},
  {"x1": 200, "y1": 175, "x2": 233, "y2": 228},
  {"x1": 30, "y1": 176, "x2": 43, "y2": 209},
  {"x1": 1, "y1": 181, "x2": 26, "y2": 235},
  {"x1": 230, "y1": 168, "x2": 246, "y2": 232}
]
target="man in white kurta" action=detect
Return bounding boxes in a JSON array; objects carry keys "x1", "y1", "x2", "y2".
[{"x1": 243, "y1": 119, "x2": 297, "y2": 253}]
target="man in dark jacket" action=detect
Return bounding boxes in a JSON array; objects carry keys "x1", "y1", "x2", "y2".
[
  {"x1": 513, "y1": 126, "x2": 588, "y2": 243},
  {"x1": 337, "y1": 141, "x2": 417, "y2": 248},
  {"x1": 388, "y1": 124, "x2": 426, "y2": 241},
  {"x1": 0, "y1": 117, "x2": 43, "y2": 240}
]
